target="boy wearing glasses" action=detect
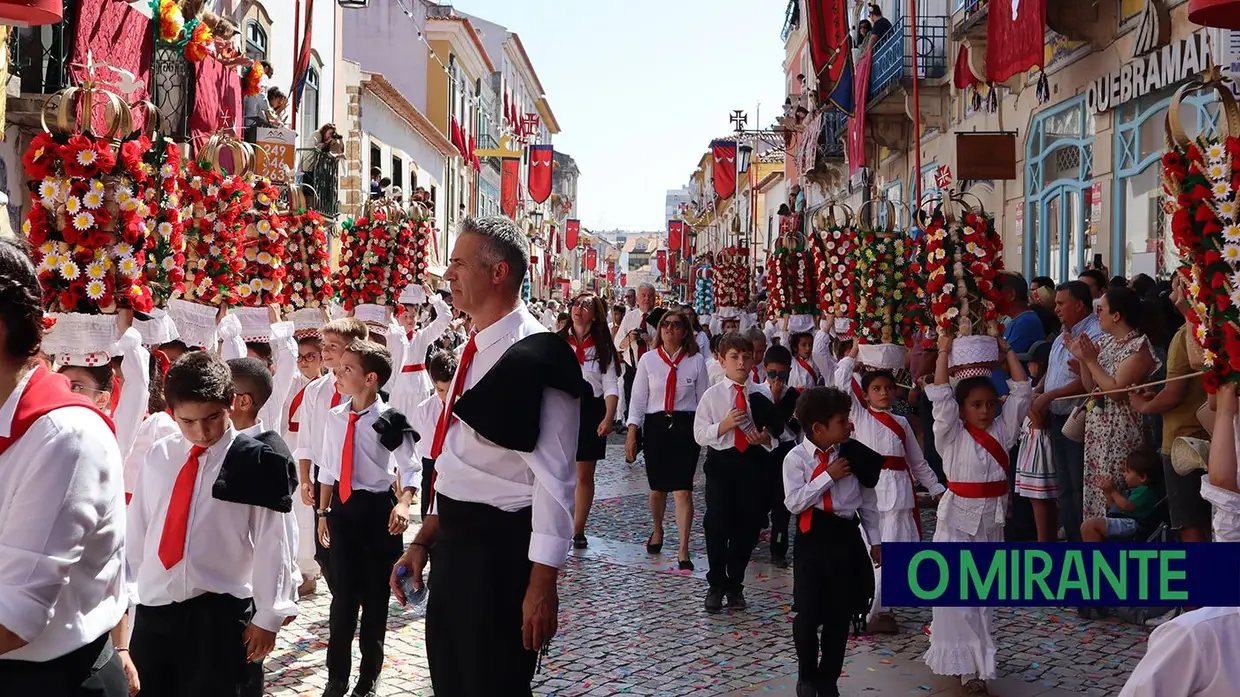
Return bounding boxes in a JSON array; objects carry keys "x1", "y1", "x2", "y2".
[
  {"x1": 693, "y1": 334, "x2": 773, "y2": 613},
  {"x1": 127, "y1": 351, "x2": 298, "y2": 697},
  {"x1": 752, "y1": 345, "x2": 802, "y2": 568}
]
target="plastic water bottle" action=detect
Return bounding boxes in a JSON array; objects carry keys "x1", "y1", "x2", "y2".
[{"x1": 395, "y1": 565, "x2": 428, "y2": 616}]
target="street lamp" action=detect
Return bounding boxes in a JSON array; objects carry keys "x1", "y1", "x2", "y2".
[{"x1": 738, "y1": 144, "x2": 753, "y2": 175}]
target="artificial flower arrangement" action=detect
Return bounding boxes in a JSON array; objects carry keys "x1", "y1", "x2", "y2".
[
  {"x1": 713, "y1": 245, "x2": 750, "y2": 311},
  {"x1": 694, "y1": 262, "x2": 717, "y2": 318},
  {"x1": 766, "y1": 234, "x2": 819, "y2": 317},
  {"x1": 406, "y1": 209, "x2": 437, "y2": 288},
  {"x1": 233, "y1": 176, "x2": 287, "y2": 307},
  {"x1": 180, "y1": 157, "x2": 251, "y2": 307},
  {"x1": 141, "y1": 134, "x2": 187, "y2": 305},
  {"x1": 22, "y1": 82, "x2": 156, "y2": 316},
  {"x1": 335, "y1": 205, "x2": 420, "y2": 311},
  {"x1": 242, "y1": 61, "x2": 265, "y2": 98},
  {"x1": 282, "y1": 208, "x2": 335, "y2": 314},
  {"x1": 810, "y1": 205, "x2": 857, "y2": 337},
  {"x1": 853, "y1": 216, "x2": 920, "y2": 347},
  {"x1": 153, "y1": 0, "x2": 213, "y2": 62}
]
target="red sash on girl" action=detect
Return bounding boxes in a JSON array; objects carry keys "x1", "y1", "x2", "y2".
[
  {"x1": 569, "y1": 335, "x2": 595, "y2": 365},
  {"x1": 949, "y1": 424, "x2": 1009, "y2": 498},
  {"x1": 798, "y1": 449, "x2": 835, "y2": 533},
  {"x1": 851, "y1": 377, "x2": 922, "y2": 537},
  {"x1": 796, "y1": 356, "x2": 819, "y2": 384},
  {"x1": 0, "y1": 364, "x2": 115, "y2": 458},
  {"x1": 657, "y1": 347, "x2": 685, "y2": 413},
  {"x1": 286, "y1": 384, "x2": 309, "y2": 433},
  {"x1": 108, "y1": 375, "x2": 122, "y2": 415},
  {"x1": 401, "y1": 363, "x2": 426, "y2": 373}
]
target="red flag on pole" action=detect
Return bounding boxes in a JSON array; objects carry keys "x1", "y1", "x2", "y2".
[
  {"x1": 566, "y1": 219, "x2": 580, "y2": 250},
  {"x1": 985, "y1": 0, "x2": 1045, "y2": 83},
  {"x1": 501, "y1": 158, "x2": 520, "y2": 217},
  {"x1": 847, "y1": 48, "x2": 874, "y2": 176},
  {"x1": 528, "y1": 144, "x2": 553, "y2": 203},
  {"x1": 711, "y1": 141, "x2": 737, "y2": 199},
  {"x1": 586, "y1": 248, "x2": 598, "y2": 271},
  {"x1": 291, "y1": 0, "x2": 315, "y2": 120},
  {"x1": 607, "y1": 262, "x2": 616, "y2": 285},
  {"x1": 656, "y1": 250, "x2": 667, "y2": 274},
  {"x1": 668, "y1": 220, "x2": 683, "y2": 252}
]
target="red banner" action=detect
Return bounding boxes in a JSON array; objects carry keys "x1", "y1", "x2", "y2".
[
  {"x1": 711, "y1": 140, "x2": 737, "y2": 199},
  {"x1": 986, "y1": 0, "x2": 1045, "y2": 83},
  {"x1": 586, "y1": 248, "x2": 598, "y2": 271},
  {"x1": 619, "y1": 273, "x2": 627, "y2": 287},
  {"x1": 847, "y1": 47, "x2": 874, "y2": 176},
  {"x1": 607, "y1": 262, "x2": 616, "y2": 285},
  {"x1": 668, "y1": 220, "x2": 683, "y2": 251},
  {"x1": 806, "y1": 0, "x2": 849, "y2": 97},
  {"x1": 566, "y1": 219, "x2": 580, "y2": 250},
  {"x1": 528, "y1": 144, "x2": 553, "y2": 204},
  {"x1": 501, "y1": 158, "x2": 520, "y2": 217},
  {"x1": 656, "y1": 250, "x2": 667, "y2": 274}
]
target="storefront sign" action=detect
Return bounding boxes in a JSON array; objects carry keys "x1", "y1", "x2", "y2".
[{"x1": 1086, "y1": 29, "x2": 1220, "y2": 113}]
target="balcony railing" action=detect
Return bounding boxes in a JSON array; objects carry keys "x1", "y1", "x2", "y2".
[
  {"x1": 9, "y1": 0, "x2": 76, "y2": 95},
  {"x1": 780, "y1": 0, "x2": 800, "y2": 42},
  {"x1": 296, "y1": 148, "x2": 341, "y2": 218},
  {"x1": 952, "y1": 0, "x2": 989, "y2": 36},
  {"x1": 821, "y1": 109, "x2": 846, "y2": 160},
  {"x1": 868, "y1": 15, "x2": 949, "y2": 102}
]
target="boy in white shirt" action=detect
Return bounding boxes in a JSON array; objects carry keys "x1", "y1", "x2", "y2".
[{"x1": 694, "y1": 333, "x2": 773, "y2": 613}]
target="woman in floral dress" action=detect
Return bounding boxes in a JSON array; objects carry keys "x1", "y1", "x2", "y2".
[{"x1": 1068, "y1": 286, "x2": 1161, "y2": 520}]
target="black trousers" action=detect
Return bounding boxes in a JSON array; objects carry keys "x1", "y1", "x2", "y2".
[
  {"x1": 792, "y1": 510, "x2": 872, "y2": 697},
  {"x1": 326, "y1": 488, "x2": 403, "y2": 688},
  {"x1": 0, "y1": 631, "x2": 127, "y2": 697},
  {"x1": 420, "y1": 458, "x2": 436, "y2": 518},
  {"x1": 767, "y1": 441, "x2": 796, "y2": 559},
  {"x1": 704, "y1": 448, "x2": 765, "y2": 592},
  {"x1": 131, "y1": 593, "x2": 254, "y2": 697},
  {"x1": 427, "y1": 495, "x2": 536, "y2": 697}
]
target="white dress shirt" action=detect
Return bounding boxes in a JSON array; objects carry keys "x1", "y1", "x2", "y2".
[
  {"x1": 625, "y1": 348, "x2": 710, "y2": 427},
  {"x1": 220, "y1": 320, "x2": 297, "y2": 434},
  {"x1": 617, "y1": 307, "x2": 657, "y2": 367},
  {"x1": 410, "y1": 393, "x2": 444, "y2": 464},
  {"x1": 432, "y1": 305, "x2": 580, "y2": 569},
  {"x1": 569, "y1": 337, "x2": 620, "y2": 400},
  {"x1": 811, "y1": 330, "x2": 838, "y2": 388},
  {"x1": 291, "y1": 371, "x2": 346, "y2": 465},
  {"x1": 112, "y1": 327, "x2": 151, "y2": 458},
  {"x1": 316, "y1": 396, "x2": 420, "y2": 493},
  {"x1": 0, "y1": 368, "x2": 126, "y2": 662},
  {"x1": 123, "y1": 411, "x2": 178, "y2": 497},
  {"x1": 391, "y1": 294, "x2": 453, "y2": 415},
  {"x1": 280, "y1": 371, "x2": 316, "y2": 453},
  {"x1": 782, "y1": 439, "x2": 880, "y2": 543},
  {"x1": 127, "y1": 427, "x2": 298, "y2": 632},
  {"x1": 789, "y1": 353, "x2": 822, "y2": 390},
  {"x1": 693, "y1": 377, "x2": 775, "y2": 452},
  {"x1": 926, "y1": 379, "x2": 1033, "y2": 537},
  {"x1": 706, "y1": 356, "x2": 726, "y2": 387},
  {"x1": 1119, "y1": 607, "x2": 1240, "y2": 697},
  {"x1": 695, "y1": 331, "x2": 710, "y2": 356}
]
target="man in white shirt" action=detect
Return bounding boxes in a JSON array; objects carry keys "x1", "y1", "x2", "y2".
[
  {"x1": 617, "y1": 283, "x2": 659, "y2": 413},
  {"x1": 0, "y1": 240, "x2": 129, "y2": 695},
  {"x1": 391, "y1": 216, "x2": 581, "y2": 697}
]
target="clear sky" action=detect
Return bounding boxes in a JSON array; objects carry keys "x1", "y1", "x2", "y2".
[{"x1": 453, "y1": 0, "x2": 788, "y2": 233}]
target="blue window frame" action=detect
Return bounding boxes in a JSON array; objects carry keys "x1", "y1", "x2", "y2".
[
  {"x1": 1024, "y1": 96, "x2": 1095, "y2": 280},
  {"x1": 1112, "y1": 91, "x2": 1219, "y2": 279}
]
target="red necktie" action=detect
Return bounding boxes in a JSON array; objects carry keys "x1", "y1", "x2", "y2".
[
  {"x1": 430, "y1": 335, "x2": 477, "y2": 459},
  {"x1": 330, "y1": 386, "x2": 342, "y2": 409},
  {"x1": 338, "y1": 412, "x2": 360, "y2": 503},
  {"x1": 733, "y1": 384, "x2": 749, "y2": 452},
  {"x1": 158, "y1": 444, "x2": 208, "y2": 569},
  {"x1": 751, "y1": 366, "x2": 760, "y2": 384},
  {"x1": 570, "y1": 335, "x2": 594, "y2": 364},
  {"x1": 797, "y1": 449, "x2": 835, "y2": 533},
  {"x1": 657, "y1": 347, "x2": 685, "y2": 413},
  {"x1": 638, "y1": 313, "x2": 649, "y2": 357}
]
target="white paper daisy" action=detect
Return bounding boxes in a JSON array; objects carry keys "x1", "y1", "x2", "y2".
[
  {"x1": 72, "y1": 212, "x2": 95, "y2": 231},
  {"x1": 85, "y1": 280, "x2": 107, "y2": 300}
]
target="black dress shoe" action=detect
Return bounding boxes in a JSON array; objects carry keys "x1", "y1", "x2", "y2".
[
  {"x1": 771, "y1": 553, "x2": 789, "y2": 569},
  {"x1": 795, "y1": 679, "x2": 817, "y2": 697},
  {"x1": 725, "y1": 589, "x2": 747, "y2": 610},
  {"x1": 704, "y1": 588, "x2": 724, "y2": 613},
  {"x1": 351, "y1": 676, "x2": 379, "y2": 697},
  {"x1": 573, "y1": 533, "x2": 588, "y2": 549},
  {"x1": 646, "y1": 534, "x2": 663, "y2": 554},
  {"x1": 678, "y1": 558, "x2": 694, "y2": 571},
  {"x1": 321, "y1": 680, "x2": 349, "y2": 697}
]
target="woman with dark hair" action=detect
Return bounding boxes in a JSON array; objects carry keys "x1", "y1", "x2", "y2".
[
  {"x1": 560, "y1": 293, "x2": 621, "y2": 549},
  {"x1": 626, "y1": 307, "x2": 709, "y2": 570},
  {"x1": 1068, "y1": 286, "x2": 1161, "y2": 521},
  {"x1": 0, "y1": 238, "x2": 129, "y2": 695}
]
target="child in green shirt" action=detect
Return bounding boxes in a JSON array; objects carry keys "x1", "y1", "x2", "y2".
[{"x1": 1081, "y1": 449, "x2": 1161, "y2": 541}]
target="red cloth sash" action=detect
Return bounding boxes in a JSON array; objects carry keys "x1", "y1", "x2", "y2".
[
  {"x1": 401, "y1": 364, "x2": 426, "y2": 373},
  {"x1": 0, "y1": 364, "x2": 115, "y2": 458},
  {"x1": 657, "y1": 347, "x2": 685, "y2": 413},
  {"x1": 796, "y1": 356, "x2": 818, "y2": 384},
  {"x1": 947, "y1": 424, "x2": 1010, "y2": 499},
  {"x1": 569, "y1": 335, "x2": 595, "y2": 365},
  {"x1": 286, "y1": 384, "x2": 309, "y2": 433}
]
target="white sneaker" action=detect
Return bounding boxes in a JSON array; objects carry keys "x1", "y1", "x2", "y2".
[{"x1": 1145, "y1": 608, "x2": 1181, "y2": 628}]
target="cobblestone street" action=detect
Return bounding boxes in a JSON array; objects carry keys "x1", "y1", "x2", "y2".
[{"x1": 264, "y1": 440, "x2": 1149, "y2": 697}]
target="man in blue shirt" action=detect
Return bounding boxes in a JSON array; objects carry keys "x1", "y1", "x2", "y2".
[
  {"x1": 993, "y1": 272, "x2": 1046, "y2": 397},
  {"x1": 1030, "y1": 280, "x2": 1106, "y2": 542}
]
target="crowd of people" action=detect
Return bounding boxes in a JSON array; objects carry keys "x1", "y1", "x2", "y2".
[{"x1": 2, "y1": 211, "x2": 1239, "y2": 697}]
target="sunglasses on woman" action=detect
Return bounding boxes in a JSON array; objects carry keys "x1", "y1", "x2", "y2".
[{"x1": 660, "y1": 320, "x2": 684, "y2": 329}]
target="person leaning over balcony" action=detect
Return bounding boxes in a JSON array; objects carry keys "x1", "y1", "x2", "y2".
[
  {"x1": 299, "y1": 124, "x2": 344, "y2": 204},
  {"x1": 868, "y1": 4, "x2": 892, "y2": 41}
]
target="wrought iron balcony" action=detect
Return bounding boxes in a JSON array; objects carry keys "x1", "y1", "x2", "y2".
[
  {"x1": 9, "y1": 0, "x2": 75, "y2": 95},
  {"x1": 296, "y1": 148, "x2": 341, "y2": 219},
  {"x1": 780, "y1": 0, "x2": 800, "y2": 42},
  {"x1": 820, "y1": 109, "x2": 846, "y2": 161},
  {"x1": 867, "y1": 14, "x2": 949, "y2": 103},
  {"x1": 952, "y1": 0, "x2": 988, "y2": 39}
]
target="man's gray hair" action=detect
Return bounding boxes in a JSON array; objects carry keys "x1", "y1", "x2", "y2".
[
  {"x1": 460, "y1": 216, "x2": 529, "y2": 293},
  {"x1": 744, "y1": 326, "x2": 766, "y2": 344},
  {"x1": 638, "y1": 282, "x2": 656, "y2": 292}
]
